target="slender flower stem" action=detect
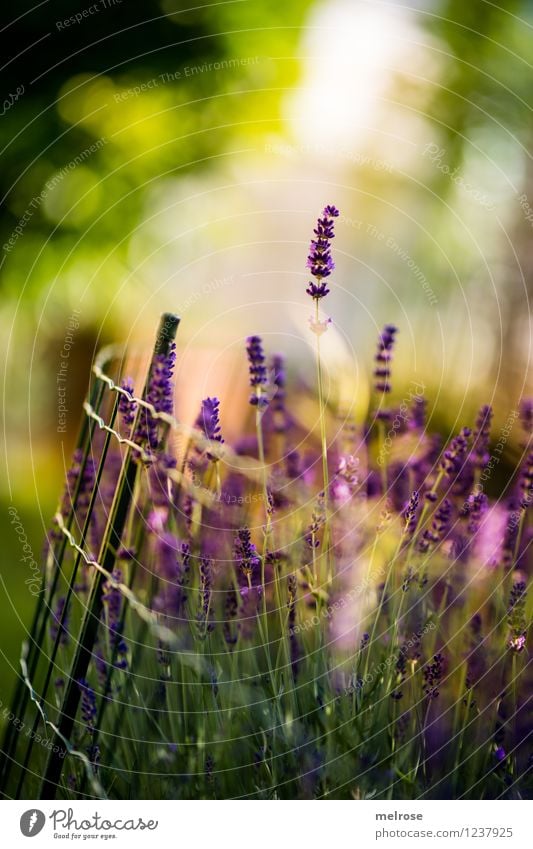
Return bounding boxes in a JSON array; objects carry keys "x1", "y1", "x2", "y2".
[{"x1": 315, "y1": 299, "x2": 332, "y2": 583}]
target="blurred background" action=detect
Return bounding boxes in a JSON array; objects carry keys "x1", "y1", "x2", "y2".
[{"x1": 1, "y1": 0, "x2": 533, "y2": 700}]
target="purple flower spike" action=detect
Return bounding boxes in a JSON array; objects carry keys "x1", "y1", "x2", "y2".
[
  {"x1": 246, "y1": 335, "x2": 269, "y2": 408},
  {"x1": 507, "y1": 580, "x2": 527, "y2": 652},
  {"x1": 195, "y1": 397, "x2": 224, "y2": 459},
  {"x1": 402, "y1": 490, "x2": 420, "y2": 539},
  {"x1": 423, "y1": 652, "x2": 445, "y2": 700},
  {"x1": 374, "y1": 324, "x2": 398, "y2": 395},
  {"x1": 472, "y1": 405, "x2": 493, "y2": 469},
  {"x1": 440, "y1": 427, "x2": 472, "y2": 477},
  {"x1": 306, "y1": 205, "x2": 340, "y2": 300},
  {"x1": 78, "y1": 678, "x2": 97, "y2": 731},
  {"x1": 119, "y1": 377, "x2": 137, "y2": 434},
  {"x1": 136, "y1": 342, "x2": 176, "y2": 452},
  {"x1": 102, "y1": 569, "x2": 128, "y2": 670},
  {"x1": 234, "y1": 527, "x2": 261, "y2": 581},
  {"x1": 271, "y1": 354, "x2": 289, "y2": 433}
]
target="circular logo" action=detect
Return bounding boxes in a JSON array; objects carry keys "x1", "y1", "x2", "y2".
[{"x1": 20, "y1": 810, "x2": 46, "y2": 837}]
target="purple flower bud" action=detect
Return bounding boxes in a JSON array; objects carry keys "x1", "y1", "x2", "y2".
[
  {"x1": 119, "y1": 377, "x2": 137, "y2": 434},
  {"x1": 402, "y1": 490, "x2": 420, "y2": 538},
  {"x1": 507, "y1": 580, "x2": 527, "y2": 652},
  {"x1": 270, "y1": 354, "x2": 289, "y2": 433},
  {"x1": 102, "y1": 569, "x2": 128, "y2": 670},
  {"x1": 471, "y1": 405, "x2": 492, "y2": 469},
  {"x1": 234, "y1": 527, "x2": 261, "y2": 580},
  {"x1": 135, "y1": 342, "x2": 176, "y2": 452},
  {"x1": 195, "y1": 397, "x2": 224, "y2": 458},
  {"x1": 50, "y1": 596, "x2": 69, "y2": 646},
  {"x1": 246, "y1": 335, "x2": 269, "y2": 408},
  {"x1": 418, "y1": 498, "x2": 452, "y2": 553},
  {"x1": 374, "y1": 324, "x2": 398, "y2": 398},
  {"x1": 223, "y1": 586, "x2": 239, "y2": 647},
  {"x1": 306, "y1": 205, "x2": 340, "y2": 300},
  {"x1": 78, "y1": 678, "x2": 97, "y2": 731},
  {"x1": 423, "y1": 652, "x2": 445, "y2": 699},
  {"x1": 440, "y1": 427, "x2": 472, "y2": 477}
]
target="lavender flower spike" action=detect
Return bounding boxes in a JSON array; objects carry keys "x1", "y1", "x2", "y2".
[
  {"x1": 195, "y1": 397, "x2": 224, "y2": 459},
  {"x1": 374, "y1": 324, "x2": 398, "y2": 395},
  {"x1": 306, "y1": 205, "x2": 340, "y2": 300},
  {"x1": 135, "y1": 341, "x2": 177, "y2": 452},
  {"x1": 246, "y1": 335, "x2": 269, "y2": 408}
]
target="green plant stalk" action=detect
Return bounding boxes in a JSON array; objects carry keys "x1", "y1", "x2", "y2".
[
  {"x1": 314, "y1": 299, "x2": 332, "y2": 583},
  {"x1": 377, "y1": 419, "x2": 388, "y2": 495}
]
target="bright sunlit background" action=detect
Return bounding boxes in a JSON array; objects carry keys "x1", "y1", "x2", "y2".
[{"x1": 1, "y1": 0, "x2": 533, "y2": 693}]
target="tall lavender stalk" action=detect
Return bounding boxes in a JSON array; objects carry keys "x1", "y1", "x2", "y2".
[{"x1": 306, "y1": 205, "x2": 339, "y2": 582}]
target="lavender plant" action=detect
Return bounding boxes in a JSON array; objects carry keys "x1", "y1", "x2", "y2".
[{"x1": 1, "y1": 213, "x2": 531, "y2": 803}]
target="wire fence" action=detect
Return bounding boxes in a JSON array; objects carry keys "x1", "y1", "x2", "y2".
[{"x1": 0, "y1": 313, "x2": 188, "y2": 799}]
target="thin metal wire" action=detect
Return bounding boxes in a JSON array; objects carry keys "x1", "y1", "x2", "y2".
[
  {"x1": 0, "y1": 377, "x2": 107, "y2": 795},
  {"x1": 40, "y1": 314, "x2": 180, "y2": 799}
]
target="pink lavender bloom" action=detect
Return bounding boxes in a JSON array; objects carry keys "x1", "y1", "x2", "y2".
[
  {"x1": 332, "y1": 455, "x2": 359, "y2": 504},
  {"x1": 475, "y1": 503, "x2": 506, "y2": 567},
  {"x1": 306, "y1": 205, "x2": 340, "y2": 300}
]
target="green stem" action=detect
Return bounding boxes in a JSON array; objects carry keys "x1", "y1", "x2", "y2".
[{"x1": 314, "y1": 300, "x2": 331, "y2": 584}]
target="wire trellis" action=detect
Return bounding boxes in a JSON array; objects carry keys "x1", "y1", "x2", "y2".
[{"x1": 0, "y1": 313, "x2": 199, "y2": 799}]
